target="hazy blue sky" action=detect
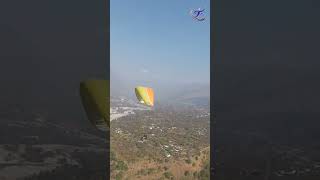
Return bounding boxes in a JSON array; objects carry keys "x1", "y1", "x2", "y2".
[{"x1": 110, "y1": 0, "x2": 210, "y2": 89}]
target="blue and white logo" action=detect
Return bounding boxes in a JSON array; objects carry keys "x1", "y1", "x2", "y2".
[{"x1": 190, "y1": 8, "x2": 205, "y2": 21}]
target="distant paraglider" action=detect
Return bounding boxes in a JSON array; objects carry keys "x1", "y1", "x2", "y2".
[{"x1": 135, "y1": 86, "x2": 154, "y2": 107}]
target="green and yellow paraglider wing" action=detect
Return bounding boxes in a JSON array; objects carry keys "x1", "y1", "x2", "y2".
[
  {"x1": 135, "y1": 86, "x2": 154, "y2": 106},
  {"x1": 80, "y1": 80, "x2": 109, "y2": 130}
]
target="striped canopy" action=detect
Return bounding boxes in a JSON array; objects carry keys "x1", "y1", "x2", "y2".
[{"x1": 135, "y1": 86, "x2": 154, "y2": 106}]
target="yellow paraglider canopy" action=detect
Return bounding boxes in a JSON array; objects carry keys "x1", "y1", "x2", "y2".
[
  {"x1": 135, "y1": 86, "x2": 154, "y2": 106},
  {"x1": 80, "y1": 79, "x2": 109, "y2": 130}
]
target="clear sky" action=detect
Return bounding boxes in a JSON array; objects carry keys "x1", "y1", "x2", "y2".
[{"x1": 110, "y1": 0, "x2": 210, "y2": 89}]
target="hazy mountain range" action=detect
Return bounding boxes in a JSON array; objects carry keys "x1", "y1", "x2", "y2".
[{"x1": 111, "y1": 71, "x2": 210, "y2": 107}]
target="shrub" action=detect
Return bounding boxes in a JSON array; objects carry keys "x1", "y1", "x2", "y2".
[
  {"x1": 184, "y1": 171, "x2": 189, "y2": 176},
  {"x1": 185, "y1": 159, "x2": 192, "y2": 164}
]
